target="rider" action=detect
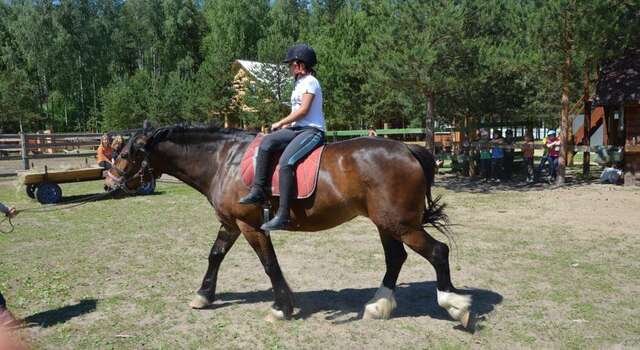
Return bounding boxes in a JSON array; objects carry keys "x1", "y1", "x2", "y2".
[{"x1": 238, "y1": 43, "x2": 325, "y2": 231}]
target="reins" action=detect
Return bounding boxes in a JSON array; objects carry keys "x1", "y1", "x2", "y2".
[
  {"x1": 1, "y1": 153, "x2": 149, "y2": 234},
  {"x1": 0, "y1": 189, "x2": 119, "y2": 234}
]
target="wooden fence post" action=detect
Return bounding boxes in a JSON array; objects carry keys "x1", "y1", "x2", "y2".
[{"x1": 20, "y1": 132, "x2": 30, "y2": 170}]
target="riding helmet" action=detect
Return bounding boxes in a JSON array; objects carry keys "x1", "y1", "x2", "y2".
[{"x1": 283, "y1": 44, "x2": 317, "y2": 67}]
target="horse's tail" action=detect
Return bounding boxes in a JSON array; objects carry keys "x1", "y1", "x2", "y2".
[{"x1": 406, "y1": 144, "x2": 451, "y2": 237}]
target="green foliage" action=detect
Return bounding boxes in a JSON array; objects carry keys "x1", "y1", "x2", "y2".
[{"x1": 0, "y1": 0, "x2": 637, "y2": 133}]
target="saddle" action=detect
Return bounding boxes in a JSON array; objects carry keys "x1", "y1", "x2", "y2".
[{"x1": 240, "y1": 134, "x2": 325, "y2": 199}]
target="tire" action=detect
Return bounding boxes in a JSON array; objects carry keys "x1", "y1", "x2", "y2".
[
  {"x1": 137, "y1": 177, "x2": 156, "y2": 195},
  {"x1": 26, "y1": 184, "x2": 37, "y2": 199},
  {"x1": 36, "y1": 182, "x2": 62, "y2": 204}
]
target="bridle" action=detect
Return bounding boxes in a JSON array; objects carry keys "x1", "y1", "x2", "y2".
[{"x1": 106, "y1": 147, "x2": 154, "y2": 195}]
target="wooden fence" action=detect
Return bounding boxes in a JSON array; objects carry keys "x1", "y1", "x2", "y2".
[
  {"x1": 0, "y1": 129, "x2": 142, "y2": 170},
  {"x1": 0, "y1": 127, "x2": 616, "y2": 173}
]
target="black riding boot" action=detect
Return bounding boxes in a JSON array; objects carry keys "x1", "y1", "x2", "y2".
[
  {"x1": 261, "y1": 166, "x2": 293, "y2": 231},
  {"x1": 239, "y1": 149, "x2": 270, "y2": 205}
]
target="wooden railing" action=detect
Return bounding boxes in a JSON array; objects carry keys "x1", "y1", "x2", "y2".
[{"x1": 0, "y1": 129, "x2": 142, "y2": 169}]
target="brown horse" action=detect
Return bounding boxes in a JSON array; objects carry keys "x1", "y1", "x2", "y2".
[{"x1": 105, "y1": 126, "x2": 472, "y2": 327}]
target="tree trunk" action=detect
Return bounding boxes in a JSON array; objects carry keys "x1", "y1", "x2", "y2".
[
  {"x1": 468, "y1": 115, "x2": 479, "y2": 177},
  {"x1": 557, "y1": 50, "x2": 571, "y2": 185},
  {"x1": 567, "y1": 116, "x2": 575, "y2": 166},
  {"x1": 425, "y1": 92, "x2": 435, "y2": 152},
  {"x1": 582, "y1": 62, "x2": 591, "y2": 177}
]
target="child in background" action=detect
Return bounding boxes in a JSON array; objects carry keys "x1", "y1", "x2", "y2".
[
  {"x1": 479, "y1": 130, "x2": 491, "y2": 181},
  {"x1": 491, "y1": 130, "x2": 505, "y2": 182},
  {"x1": 96, "y1": 134, "x2": 113, "y2": 170},
  {"x1": 523, "y1": 134, "x2": 535, "y2": 182},
  {"x1": 546, "y1": 130, "x2": 560, "y2": 181}
]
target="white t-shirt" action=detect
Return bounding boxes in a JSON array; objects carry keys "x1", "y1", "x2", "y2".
[{"x1": 290, "y1": 74, "x2": 325, "y2": 131}]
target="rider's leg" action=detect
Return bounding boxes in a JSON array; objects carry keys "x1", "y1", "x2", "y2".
[
  {"x1": 239, "y1": 129, "x2": 296, "y2": 205},
  {"x1": 261, "y1": 128, "x2": 324, "y2": 231}
]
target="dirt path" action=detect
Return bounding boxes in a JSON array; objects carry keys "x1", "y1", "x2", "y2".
[{"x1": 0, "y1": 178, "x2": 638, "y2": 349}]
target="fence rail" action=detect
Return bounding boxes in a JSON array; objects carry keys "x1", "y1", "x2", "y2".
[
  {"x1": 0, "y1": 127, "x2": 621, "y2": 173},
  {"x1": 0, "y1": 128, "x2": 143, "y2": 170}
]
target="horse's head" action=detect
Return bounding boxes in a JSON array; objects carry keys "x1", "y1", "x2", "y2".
[{"x1": 104, "y1": 133, "x2": 154, "y2": 193}]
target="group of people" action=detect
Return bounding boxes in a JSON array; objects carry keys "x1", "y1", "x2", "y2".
[
  {"x1": 96, "y1": 134, "x2": 124, "y2": 169},
  {"x1": 449, "y1": 129, "x2": 561, "y2": 183}
]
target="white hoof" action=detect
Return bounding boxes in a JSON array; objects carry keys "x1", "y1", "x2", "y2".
[
  {"x1": 362, "y1": 286, "x2": 397, "y2": 320},
  {"x1": 189, "y1": 294, "x2": 212, "y2": 309},
  {"x1": 437, "y1": 290, "x2": 472, "y2": 326},
  {"x1": 264, "y1": 307, "x2": 285, "y2": 323}
]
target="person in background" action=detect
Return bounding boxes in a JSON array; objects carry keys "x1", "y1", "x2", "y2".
[
  {"x1": 0, "y1": 202, "x2": 19, "y2": 328},
  {"x1": 478, "y1": 130, "x2": 492, "y2": 181},
  {"x1": 490, "y1": 130, "x2": 505, "y2": 182},
  {"x1": 536, "y1": 133, "x2": 550, "y2": 180},
  {"x1": 367, "y1": 126, "x2": 377, "y2": 137},
  {"x1": 546, "y1": 130, "x2": 561, "y2": 181},
  {"x1": 503, "y1": 129, "x2": 514, "y2": 180},
  {"x1": 600, "y1": 162, "x2": 623, "y2": 185},
  {"x1": 111, "y1": 135, "x2": 125, "y2": 162},
  {"x1": 522, "y1": 133, "x2": 535, "y2": 182},
  {"x1": 96, "y1": 134, "x2": 113, "y2": 170}
]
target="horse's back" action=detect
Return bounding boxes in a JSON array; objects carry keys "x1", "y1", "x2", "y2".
[{"x1": 309, "y1": 137, "x2": 427, "y2": 224}]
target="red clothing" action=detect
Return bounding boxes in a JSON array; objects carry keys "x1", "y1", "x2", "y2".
[
  {"x1": 522, "y1": 141, "x2": 534, "y2": 158},
  {"x1": 546, "y1": 138, "x2": 560, "y2": 157}
]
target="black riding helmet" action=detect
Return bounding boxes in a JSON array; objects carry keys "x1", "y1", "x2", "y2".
[{"x1": 283, "y1": 44, "x2": 317, "y2": 67}]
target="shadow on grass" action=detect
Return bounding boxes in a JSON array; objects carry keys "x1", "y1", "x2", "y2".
[
  {"x1": 437, "y1": 171, "x2": 603, "y2": 194},
  {"x1": 23, "y1": 299, "x2": 98, "y2": 328},
  {"x1": 213, "y1": 281, "x2": 502, "y2": 330}
]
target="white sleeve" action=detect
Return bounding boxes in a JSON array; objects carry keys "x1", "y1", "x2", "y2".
[{"x1": 301, "y1": 78, "x2": 320, "y2": 95}]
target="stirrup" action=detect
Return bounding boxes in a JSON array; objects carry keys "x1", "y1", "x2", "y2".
[
  {"x1": 238, "y1": 188, "x2": 265, "y2": 205},
  {"x1": 261, "y1": 214, "x2": 291, "y2": 232}
]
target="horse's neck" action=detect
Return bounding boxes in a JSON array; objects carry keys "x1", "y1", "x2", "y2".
[{"x1": 153, "y1": 139, "x2": 247, "y2": 196}]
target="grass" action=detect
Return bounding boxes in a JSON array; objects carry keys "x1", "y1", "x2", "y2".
[{"x1": 0, "y1": 178, "x2": 639, "y2": 349}]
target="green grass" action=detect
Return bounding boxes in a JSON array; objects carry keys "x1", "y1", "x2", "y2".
[{"x1": 1, "y1": 179, "x2": 640, "y2": 349}]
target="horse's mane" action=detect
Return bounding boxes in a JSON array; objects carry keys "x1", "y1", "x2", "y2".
[{"x1": 146, "y1": 124, "x2": 257, "y2": 149}]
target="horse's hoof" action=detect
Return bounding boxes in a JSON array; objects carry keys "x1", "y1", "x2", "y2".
[
  {"x1": 437, "y1": 290, "x2": 472, "y2": 325},
  {"x1": 189, "y1": 294, "x2": 212, "y2": 309},
  {"x1": 362, "y1": 286, "x2": 396, "y2": 320},
  {"x1": 264, "y1": 307, "x2": 285, "y2": 323},
  {"x1": 460, "y1": 310, "x2": 471, "y2": 329}
]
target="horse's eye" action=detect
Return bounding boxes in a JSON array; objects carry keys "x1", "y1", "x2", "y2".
[{"x1": 121, "y1": 153, "x2": 128, "y2": 160}]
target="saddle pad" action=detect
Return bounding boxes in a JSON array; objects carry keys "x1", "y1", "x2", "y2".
[{"x1": 240, "y1": 134, "x2": 324, "y2": 199}]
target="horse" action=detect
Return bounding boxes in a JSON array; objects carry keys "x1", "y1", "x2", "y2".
[{"x1": 104, "y1": 126, "x2": 472, "y2": 327}]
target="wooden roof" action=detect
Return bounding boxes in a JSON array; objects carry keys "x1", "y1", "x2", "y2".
[{"x1": 594, "y1": 49, "x2": 640, "y2": 106}]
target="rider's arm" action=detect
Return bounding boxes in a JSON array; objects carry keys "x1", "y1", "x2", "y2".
[
  {"x1": 0, "y1": 202, "x2": 15, "y2": 218},
  {"x1": 273, "y1": 93, "x2": 315, "y2": 129}
]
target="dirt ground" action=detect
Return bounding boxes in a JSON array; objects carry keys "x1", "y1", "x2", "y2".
[{"x1": 0, "y1": 175, "x2": 639, "y2": 349}]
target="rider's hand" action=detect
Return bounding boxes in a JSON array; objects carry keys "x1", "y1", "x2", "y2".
[{"x1": 271, "y1": 121, "x2": 284, "y2": 131}]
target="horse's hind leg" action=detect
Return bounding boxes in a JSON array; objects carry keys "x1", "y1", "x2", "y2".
[
  {"x1": 401, "y1": 228, "x2": 471, "y2": 327},
  {"x1": 190, "y1": 225, "x2": 240, "y2": 309},
  {"x1": 363, "y1": 229, "x2": 407, "y2": 319},
  {"x1": 238, "y1": 222, "x2": 295, "y2": 322}
]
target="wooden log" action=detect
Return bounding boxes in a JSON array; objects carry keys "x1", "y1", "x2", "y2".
[{"x1": 18, "y1": 167, "x2": 104, "y2": 185}]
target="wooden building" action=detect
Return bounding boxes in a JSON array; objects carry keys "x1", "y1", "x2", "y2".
[{"x1": 594, "y1": 49, "x2": 640, "y2": 185}]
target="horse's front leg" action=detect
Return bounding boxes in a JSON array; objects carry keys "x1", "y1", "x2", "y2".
[
  {"x1": 190, "y1": 224, "x2": 240, "y2": 309},
  {"x1": 237, "y1": 221, "x2": 295, "y2": 322}
]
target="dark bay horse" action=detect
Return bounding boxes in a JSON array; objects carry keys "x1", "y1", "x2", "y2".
[{"x1": 105, "y1": 126, "x2": 471, "y2": 327}]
